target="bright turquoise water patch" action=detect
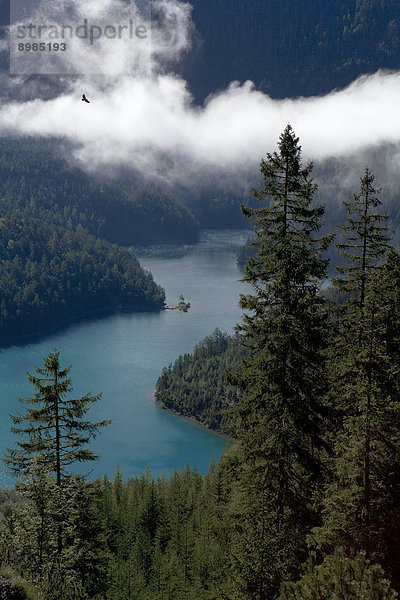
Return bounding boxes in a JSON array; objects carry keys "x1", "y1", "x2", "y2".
[{"x1": 0, "y1": 230, "x2": 251, "y2": 485}]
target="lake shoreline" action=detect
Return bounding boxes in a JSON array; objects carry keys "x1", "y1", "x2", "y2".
[
  {"x1": 153, "y1": 391, "x2": 236, "y2": 442},
  {"x1": 0, "y1": 229, "x2": 247, "y2": 482},
  {"x1": 0, "y1": 303, "x2": 164, "y2": 350},
  {"x1": 0, "y1": 228, "x2": 252, "y2": 350}
]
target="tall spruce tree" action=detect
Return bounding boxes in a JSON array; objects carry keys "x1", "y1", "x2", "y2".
[
  {"x1": 4, "y1": 349, "x2": 110, "y2": 570},
  {"x1": 335, "y1": 167, "x2": 391, "y2": 312},
  {"x1": 316, "y1": 170, "x2": 400, "y2": 561},
  {"x1": 5, "y1": 349, "x2": 110, "y2": 484},
  {"x1": 228, "y1": 125, "x2": 333, "y2": 599}
]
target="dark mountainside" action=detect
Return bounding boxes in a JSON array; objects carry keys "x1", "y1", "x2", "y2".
[
  {"x1": 1, "y1": 0, "x2": 400, "y2": 103},
  {"x1": 182, "y1": 0, "x2": 400, "y2": 102},
  {"x1": 0, "y1": 138, "x2": 257, "y2": 242},
  {"x1": 0, "y1": 139, "x2": 198, "y2": 247}
]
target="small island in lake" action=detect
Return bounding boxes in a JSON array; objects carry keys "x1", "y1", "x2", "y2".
[{"x1": 167, "y1": 294, "x2": 191, "y2": 312}]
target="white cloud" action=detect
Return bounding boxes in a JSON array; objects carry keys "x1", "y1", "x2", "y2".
[{"x1": 2, "y1": 0, "x2": 400, "y2": 186}]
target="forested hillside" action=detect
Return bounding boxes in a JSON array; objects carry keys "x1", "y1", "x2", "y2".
[
  {"x1": 2, "y1": 0, "x2": 399, "y2": 104},
  {"x1": 0, "y1": 211, "x2": 165, "y2": 343},
  {"x1": 2, "y1": 127, "x2": 400, "y2": 599},
  {"x1": 0, "y1": 138, "x2": 175, "y2": 344},
  {"x1": 155, "y1": 329, "x2": 247, "y2": 433},
  {"x1": 0, "y1": 137, "x2": 261, "y2": 234},
  {"x1": 1, "y1": 139, "x2": 399, "y2": 253},
  {"x1": 0, "y1": 134, "x2": 255, "y2": 344},
  {"x1": 0, "y1": 138, "x2": 198, "y2": 247}
]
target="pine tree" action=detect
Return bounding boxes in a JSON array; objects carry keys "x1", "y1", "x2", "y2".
[
  {"x1": 280, "y1": 547, "x2": 397, "y2": 600},
  {"x1": 3, "y1": 349, "x2": 110, "y2": 598},
  {"x1": 335, "y1": 168, "x2": 390, "y2": 309},
  {"x1": 316, "y1": 169, "x2": 400, "y2": 560},
  {"x1": 5, "y1": 348, "x2": 110, "y2": 487},
  {"x1": 228, "y1": 125, "x2": 333, "y2": 599}
]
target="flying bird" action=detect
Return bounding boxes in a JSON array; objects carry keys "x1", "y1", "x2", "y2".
[{"x1": 81, "y1": 94, "x2": 90, "y2": 103}]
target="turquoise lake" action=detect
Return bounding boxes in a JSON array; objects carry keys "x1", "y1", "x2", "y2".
[{"x1": 0, "y1": 230, "x2": 251, "y2": 486}]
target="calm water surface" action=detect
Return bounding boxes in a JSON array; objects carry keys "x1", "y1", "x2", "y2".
[{"x1": 0, "y1": 230, "x2": 251, "y2": 486}]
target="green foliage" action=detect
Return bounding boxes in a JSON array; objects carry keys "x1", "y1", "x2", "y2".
[
  {"x1": 149, "y1": 137, "x2": 400, "y2": 599},
  {"x1": 0, "y1": 488, "x2": 21, "y2": 521},
  {"x1": 335, "y1": 167, "x2": 391, "y2": 303},
  {"x1": 1, "y1": 477, "x2": 109, "y2": 599},
  {"x1": 93, "y1": 460, "x2": 235, "y2": 600},
  {"x1": 1, "y1": 351, "x2": 110, "y2": 599},
  {"x1": 280, "y1": 548, "x2": 397, "y2": 600},
  {"x1": 315, "y1": 171, "x2": 400, "y2": 561},
  {"x1": 0, "y1": 565, "x2": 40, "y2": 600},
  {"x1": 225, "y1": 125, "x2": 333, "y2": 598},
  {"x1": 236, "y1": 236, "x2": 257, "y2": 271},
  {"x1": 0, "y1": 210, "x2": 165, "y2": 344},
  {"x1": 155, "y1": 329, "x2": 248, "y2": 433},
  {"x1": 0, "y1": 137, "x2": 199, "y2": 246},
  {"x1": 3, "y1": 130, "x2": 400, "y2": 600},
  {"x1": 5, "y1": 349, "x2": 110, "y2": 482}
]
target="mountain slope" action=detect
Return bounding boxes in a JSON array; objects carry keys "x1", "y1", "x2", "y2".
[{"x1": 181, "y1": 0, "x2": 400, "y2": 102}]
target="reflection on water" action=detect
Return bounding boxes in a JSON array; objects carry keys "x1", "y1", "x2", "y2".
[
  {"x1": 133, "y1": 229, "x2": 251, "y2": 258},
  {"x1": 0, "y1": 230, "x2": 251, "y2": 487}
]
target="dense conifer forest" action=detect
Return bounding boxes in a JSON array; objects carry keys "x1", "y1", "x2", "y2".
[
  {"x1": 155, "y1": 329, "x2": 247, "y2": 434},
  {"x1": 0, "y1": 137, "x2": 257, "y2": 242},
  {"x1": 1, "y1": 126, "x2": 400, "y2": 599},
  {"x1": 0, "y1": 211, "x2": 165, "y2": 343},
  {"x1": 1, "y1": 0, "x2": 400, "y2": 596},
  {"x1": 0, "y1": 138, "x2": 181, "y2": 344},
  {"x1": 0, "y1": 139, "x2": 198, "y2": 247}
]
